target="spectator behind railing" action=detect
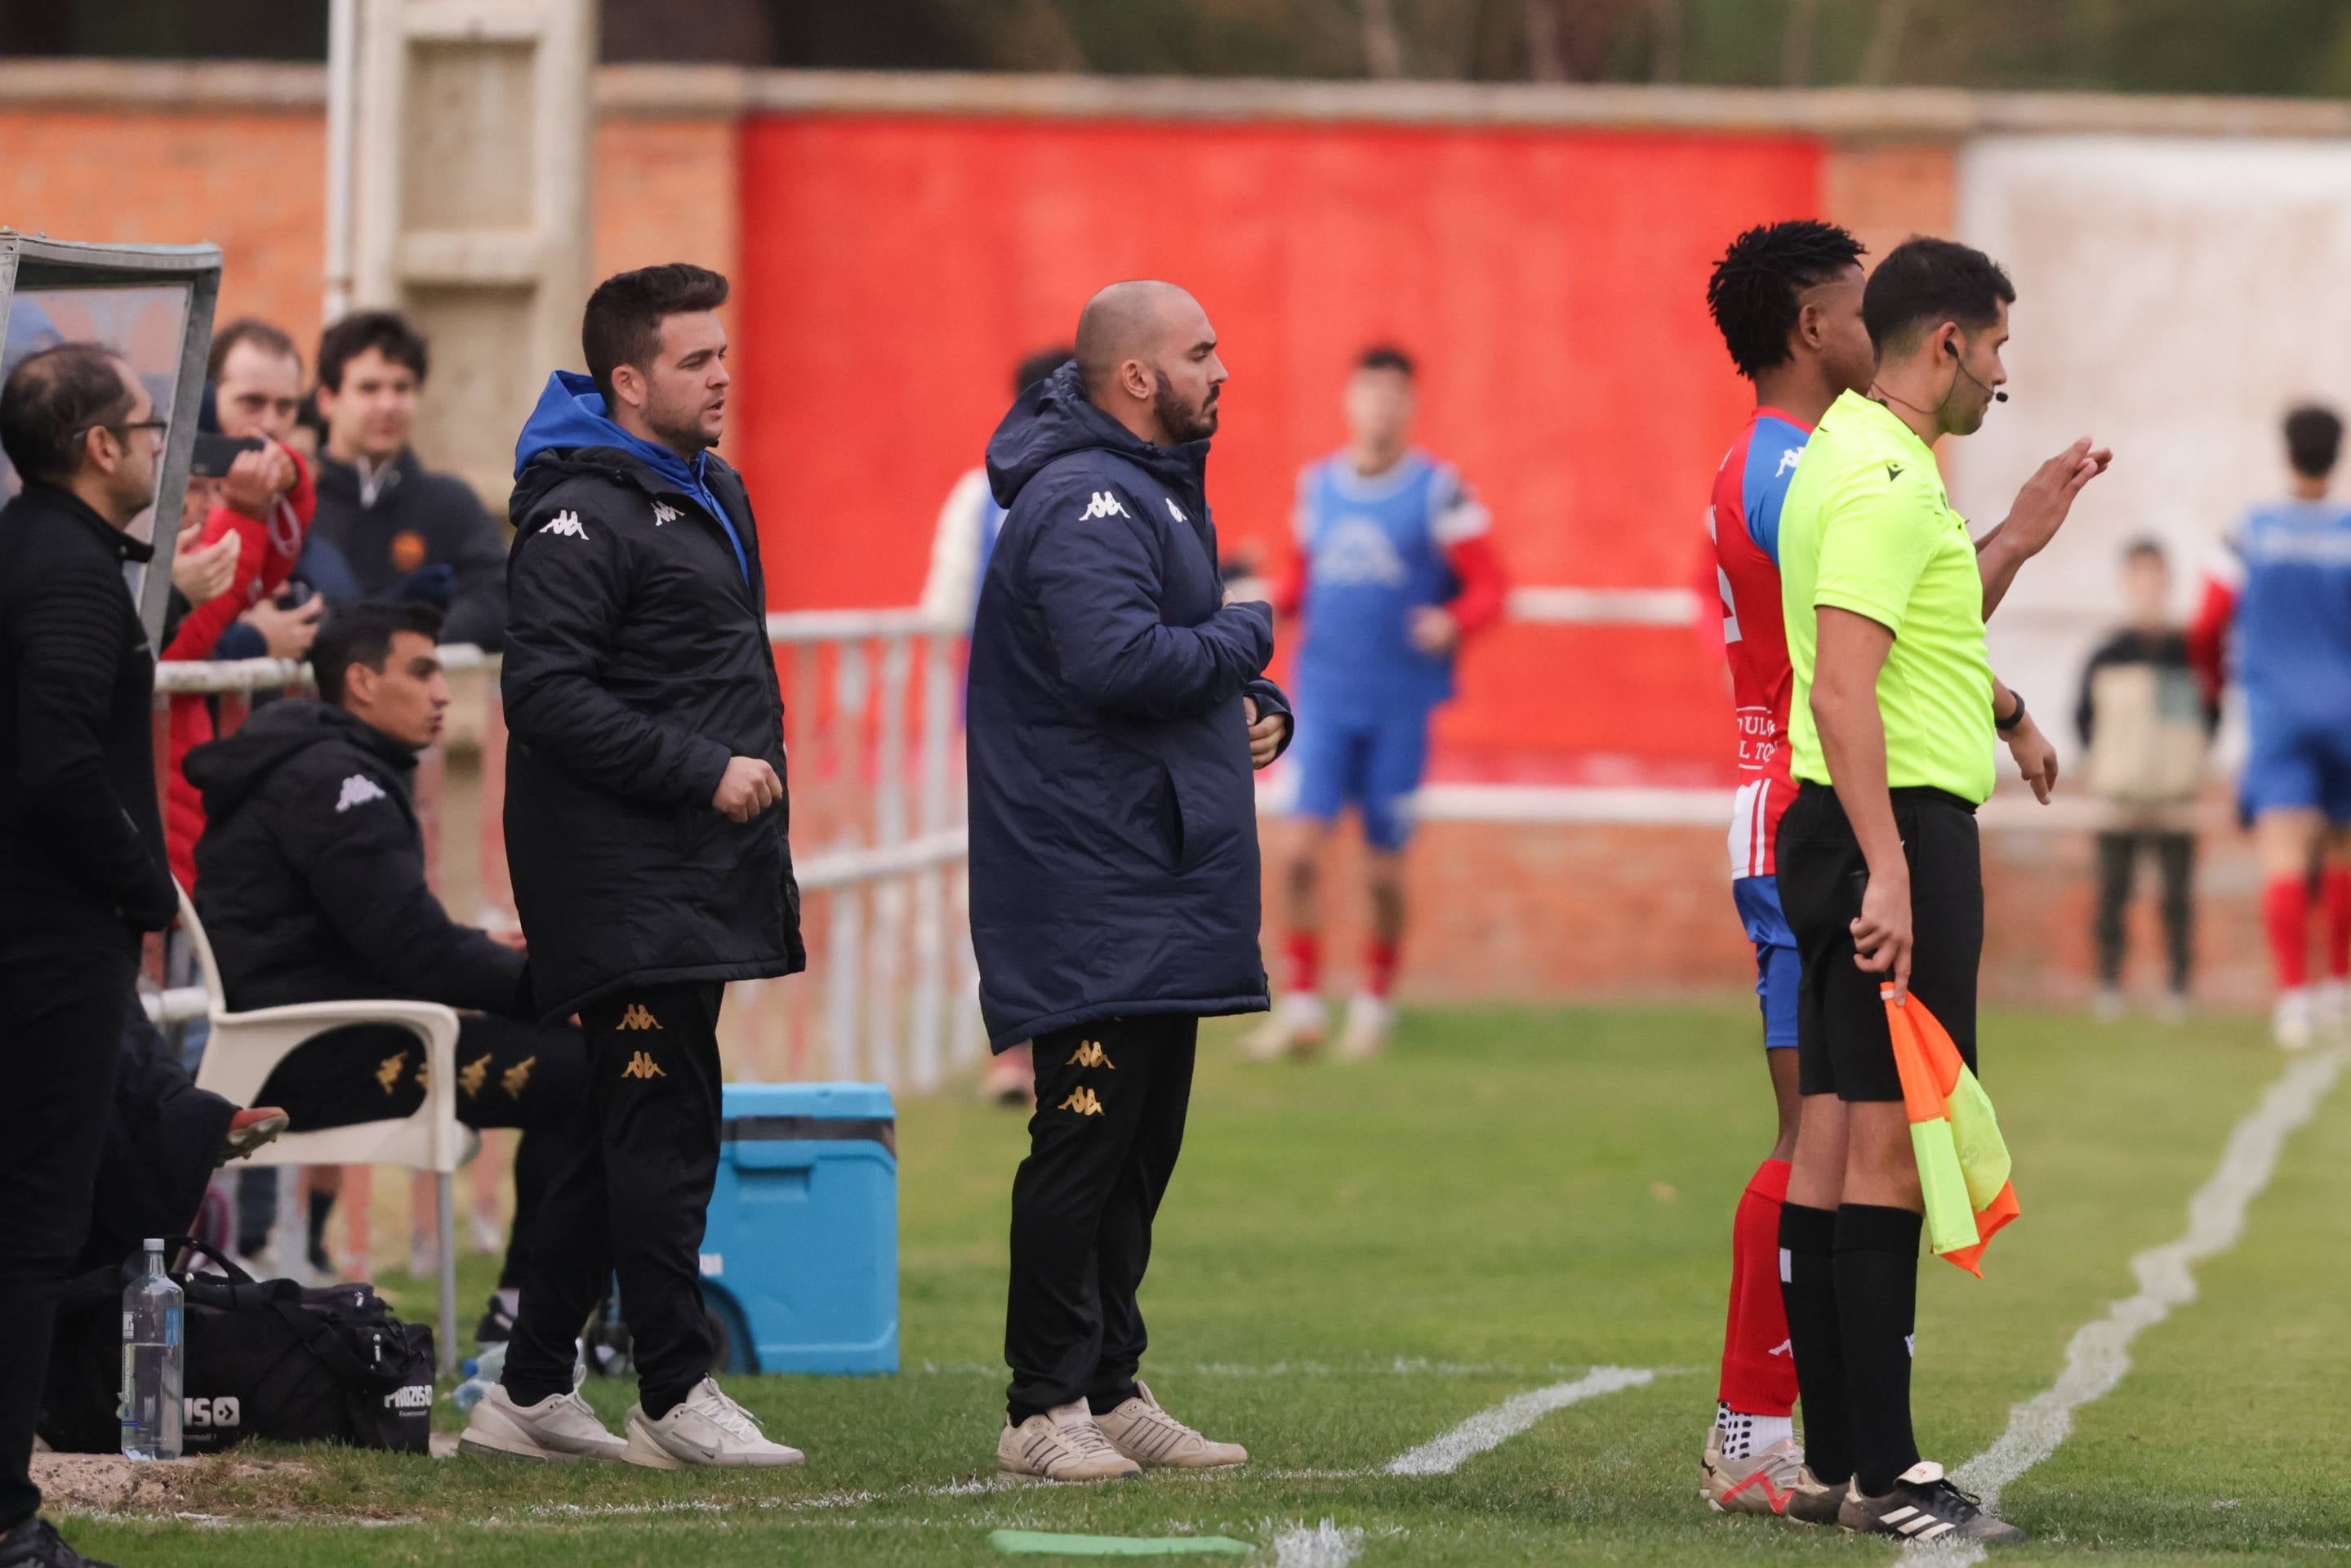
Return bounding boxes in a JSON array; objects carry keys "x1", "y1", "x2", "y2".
[
  {"x1": 310, "y1": 311, "x2": 510, "y2": 648},
  {"x1": 159, "y1": 318, "x2": 325, "y2": 894},
  {"x1": 0, "y1": 342, "x2": 183, "y2": 1568},
  {"x1": 185, "y1": 600, "x2": 586, "y2": 1351}
]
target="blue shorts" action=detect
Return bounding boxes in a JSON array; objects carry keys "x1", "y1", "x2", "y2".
[
  {"x1": 2241, "y1": 706, "x2": 2351, "y2": 825},
  {"x1": 1290, "y1": 708, "x2": 1433, "y2": 852},
  {"x1": 1733, "y1": 875, "x2": 1800, "y2": 1050}
]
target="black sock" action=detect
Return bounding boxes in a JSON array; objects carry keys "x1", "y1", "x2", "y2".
[
  {"x1": 306, "y1": 1188, "x2": 337, "y2": 1265},
  {"x1": 1834, "y1": 1203, "x2": 1923, "y2": 1496},
  {"x1": 1777, "y1": 1200, "x2": 1851, "y2": 1487}
]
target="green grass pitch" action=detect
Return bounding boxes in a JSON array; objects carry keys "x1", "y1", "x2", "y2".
[{"x1": 65, "y1": 1000, "x2": 2351, "y2": 1565}]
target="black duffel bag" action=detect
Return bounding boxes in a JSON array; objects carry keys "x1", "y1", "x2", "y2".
[{"x1": 39, "y1": 1236, "x2": 435, "y2": 1455}]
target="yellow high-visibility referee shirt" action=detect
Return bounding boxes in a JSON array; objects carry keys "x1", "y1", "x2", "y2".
[{"x1": 1779, "y1": 390, "x2": 1995, "y2": 805}]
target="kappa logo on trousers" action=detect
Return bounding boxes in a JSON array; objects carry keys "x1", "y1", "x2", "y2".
[
  {"x1": 618, "y1": 1003, "x2": 661, "y2": 1031},
  {"x1": 1066, "y1": 1040, "x2": 1114, "y2": 1070},
  {"x1": 621, "y1": 1051, "x2": 666, "y2": 1081},
  {"x1": 1058, "y1": 1086, "x2": 1104, "y2": 1116}
]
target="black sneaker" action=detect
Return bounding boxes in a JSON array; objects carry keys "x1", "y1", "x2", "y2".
[
  {"x1": 1784, "y1": 1471, "x2": 1850, "y2": 1526},
  {"x1": 1839, "y1": 1461, "x2": 2027, "y2": 1544},
  {"x1": 0, "y1": 1517, "x2": 118, "y2": 1568}
]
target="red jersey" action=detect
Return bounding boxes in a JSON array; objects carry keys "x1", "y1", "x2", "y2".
[{"x1": 1708, "y1": 408, "x2": 1810, "y2": 880}]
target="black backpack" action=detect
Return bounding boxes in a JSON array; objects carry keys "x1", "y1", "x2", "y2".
[{"x1": 39, "y1": 1236, "x2": 436, "y2": 1455}]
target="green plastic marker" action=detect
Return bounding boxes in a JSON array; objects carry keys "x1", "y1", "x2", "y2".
[{"x1": 987, "y1": 1529, "x2": 1253, "y2": 1557}]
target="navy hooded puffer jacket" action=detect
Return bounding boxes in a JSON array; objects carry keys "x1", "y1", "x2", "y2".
[{"x1": 966, "y1": 363, "x2": 1291, "y2": 1048}]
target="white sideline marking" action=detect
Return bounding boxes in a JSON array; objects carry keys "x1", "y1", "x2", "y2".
[
  {"x1": 1384, "y1": 1365, "x2": 1658, "y2": 1476},
  {"x1": 1273, "y1": 1518, "x2": 1366, "y2": 1567},
  {"x1": 1913, "y1": 1044, "x2": 2347, "y2": 1564}
]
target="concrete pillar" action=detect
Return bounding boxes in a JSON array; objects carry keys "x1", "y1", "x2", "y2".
[{"x1": 350, "y1": 0, "x2": 594, "y2": 512}]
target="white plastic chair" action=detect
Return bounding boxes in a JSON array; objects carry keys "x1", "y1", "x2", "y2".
[{"x1": 180, "y1": 885, "x2": 465, "y2": 1372}]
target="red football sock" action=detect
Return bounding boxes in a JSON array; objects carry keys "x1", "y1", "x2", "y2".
[
  {"x1": 1284, "y1": 932, "x2": 1321, "y2": 997},
  {"x1": 2323, "y1": 869, "x2": 2351, "y2": 981},
  {"x1": 1718, "y1": 1157, "x2": 1797, "y2": 1417},
  {"x1": 2264, "y1": 876, "x2": 2312, "y2": 991},
  {"x1": 1365, "y1": 940, "x2": 1400, "y2": 1001}
]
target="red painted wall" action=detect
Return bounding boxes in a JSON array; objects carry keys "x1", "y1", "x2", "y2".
[{"x1": 732, "y1": 114, "x2": 1824, "y2": 777}]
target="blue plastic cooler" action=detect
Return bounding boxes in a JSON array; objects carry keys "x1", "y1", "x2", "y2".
[{"x1": 697, "y1": 1082, "x2": 897, "y2": 1374}]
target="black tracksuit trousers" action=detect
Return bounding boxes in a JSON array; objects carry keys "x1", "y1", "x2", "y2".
[
  {"x1": 501, "y1": 981, "x2": 725, "y2": 1420},
  {"x1": 1005, "y1": 1014, "x2": 1196, "y2": 1424},
  {"x1": 0, "y1": 921, "x2": 137, "y2": 1534},
  {"x1": 252, "y1": 1013, "x2": 586, "y2": 1290}
]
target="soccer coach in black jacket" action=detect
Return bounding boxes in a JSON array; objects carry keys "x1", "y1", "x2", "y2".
[
  {"x1": 973, "y1": 282, "x2": 1290, "y2": 1481},
  {"x1": 0, "y1": 345, "x2": 180, "y2": 1568},
  {"x1": 468, "y1": 264, "x2": 806, "y2": 1472}
]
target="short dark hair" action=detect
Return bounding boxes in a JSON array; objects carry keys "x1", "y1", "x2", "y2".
[
  {"x1": 0, "y1": 342, "x2": 136, "y2": 485},
  {"x1": 1014, "y1": 346, "x2": 1071, "y2": 396},
  {"x1": 2284, "y1": 403, "x2": 2342, "y2": 479},
  {"x1": 2121, "y1": 536, "x2": 2168, "y2": 567},
  {"x1": 207, "y1": 317, "x2": 302, "y2": 382},
  {"x1": 581, "y1": 263, "x2": 730, "y2": 407},
  {"x1": 317, "y1": 310, "x2": 430, "y2": 393},
  {"x1": 1706, "y1": 220, "x2": 1867, "y2": 378},
  {"x1": 311, "y1": 599, "x2": 445, "y2": 706},
  {"x1": 1356, "y1": 344, "x2": 1415, "y2": 378},
  {"x1": 1862, "y1": 237, "x2": 2015, "y2": 356}
]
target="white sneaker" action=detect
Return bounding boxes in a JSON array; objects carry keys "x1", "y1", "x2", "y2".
[
  {"x1": 1243, "y1": 993, "x2": 1325, "y2": 1061},
  {"x1": 2155, "y1": 989, "x2": 2189, "y2": 1026},
  {"x1": 2091, "y1": 987, "x2": 2126, "y2": 1024},
  {"x1": 622, "y1": 1377, "x2": 805, "y2": 1469},
  {"x1": 1337, "y1": 995, "x2": 1392, "y2": 1060},
  {"x1": 2275, "y1": 987, "x2": 2315, "y2": 1051},
  {"x1": 459, "y1": 1383, "x2": 627, "y2": 1463},
  {"x1": 997, "y1": 1399, "x2": 1143, "y2": 1481},
  {"x1": 1093, "y1": 1381, "x2": 1247, "y2": 1469},
  {"x1": 2318, "y1": 980, "x2": 2351, "y2": 1040}
]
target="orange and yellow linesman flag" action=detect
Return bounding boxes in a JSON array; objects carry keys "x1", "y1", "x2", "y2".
[{"x1": 1883, "y1": 984, "x2": 2020, "y2": 1276}]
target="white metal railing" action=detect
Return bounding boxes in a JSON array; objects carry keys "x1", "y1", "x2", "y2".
[{"x1": 153, "y1": 614, "x2": 982, "y2": 1095}]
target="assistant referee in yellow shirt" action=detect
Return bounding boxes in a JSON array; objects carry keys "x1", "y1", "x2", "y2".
[{"x1": 1771, "y1": 237, "x2": 2110, "y2": 1545}]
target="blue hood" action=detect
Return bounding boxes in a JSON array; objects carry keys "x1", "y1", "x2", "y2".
[
  {"x1": 986, "y1": 362, "x2": 1209, "y2": 510},
  {"x1": 514, "y1": 370, "x2": 744, "y2": 581}
]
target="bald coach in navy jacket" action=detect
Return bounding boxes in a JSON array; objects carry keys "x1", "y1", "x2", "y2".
[{"x1": 968, "y1": 282, "x2": 1289, "y2": 1481}]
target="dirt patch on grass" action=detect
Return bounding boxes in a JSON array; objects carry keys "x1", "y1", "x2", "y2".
[{"x1": 33, "y1": 1452, "x2": 321, "y2": 1517}]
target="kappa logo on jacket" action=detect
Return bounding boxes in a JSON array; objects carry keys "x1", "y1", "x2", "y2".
[
  {"x1": 652, "y1": 502, "x2": 679, "y2": 527},
  {"x1": 1079, "y1": 491, "x2": 1129, "y2": 521},
  {"x1": 335, "y1": 774, "x2": 388, "y2": 813},
  {"x1": 501, "y1": 1055, "x2": 537, "y2": 1096},
  {"x1": 542, "y1": 510, "x2": 589, "y2": 539},
  {"x1": 459, "y1": 1053, "x2": 491, "y2": 1098},
  {"x1": 1166, "y1": 498, "x2": 1187, "y2": 523}
]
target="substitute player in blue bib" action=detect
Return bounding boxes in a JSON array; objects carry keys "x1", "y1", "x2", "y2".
[
  {"x1": 1249, "y1": 345, "x2": 1507, "y2": 1060},
  {"x1": 2188, "y1": 404, "x2": 2351, "y2": 1049}
]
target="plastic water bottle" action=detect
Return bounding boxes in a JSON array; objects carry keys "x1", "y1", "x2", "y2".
[
  {"x1": 121, "y1": 1238, "x2": 184, "y2": 1460},
  {"x1": 450, "y1": 1358, "x2": 494, "y2": 1412},
  {"x1": 474, "y1": 1339, "x2": 507, "y2": 1382}
]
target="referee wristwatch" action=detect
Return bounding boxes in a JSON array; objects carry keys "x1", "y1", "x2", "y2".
[{"x1": 1993, "y1": 689, "x2": 2027, "y2": 733}]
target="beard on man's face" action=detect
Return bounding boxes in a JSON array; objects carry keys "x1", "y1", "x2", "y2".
[
  {"x1": 647, "y1": 390, "x2": 719, "y2": 453},
  {"x1": 1151, "y1": 369, "x2": 1219, "y2": 443}
]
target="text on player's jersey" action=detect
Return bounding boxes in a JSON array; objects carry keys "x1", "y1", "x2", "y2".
[
  {"x1": 1291, "y1": 450, "x2": 1490, "y2": 722},
  {"x1": 1709, "y1": 408, "x2": 1810, "y2": 879},
  {"x1": 2207, "y1": 500, "x2": 2351, "y2": 719}
]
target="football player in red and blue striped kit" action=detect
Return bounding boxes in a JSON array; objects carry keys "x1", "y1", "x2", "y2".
[
  {"x1": 1697, "y1": 220, "x2": 1877, "y2": 1516},
  {"x1": 1250, "y1": 345, "x2": 1507, "y2": 1061}
]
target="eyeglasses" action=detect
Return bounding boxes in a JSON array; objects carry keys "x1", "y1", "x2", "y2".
[{"x1": 75, "y1": 418, "x2": 169, "y2": 443}]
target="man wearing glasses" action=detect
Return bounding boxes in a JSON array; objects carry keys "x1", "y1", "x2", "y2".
[{"x1": 0, "y1": 343, "x2": 180, "y2": 1568}]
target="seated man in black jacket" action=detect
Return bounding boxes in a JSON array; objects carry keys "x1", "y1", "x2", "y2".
[{"x1": 187, "y1": 601, "x2": 583, "y2": 1344}]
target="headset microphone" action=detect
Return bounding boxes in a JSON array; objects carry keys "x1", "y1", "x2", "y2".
[{"x1": 1945, "y1": 338, "x2": 2008, "y2": 403}]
